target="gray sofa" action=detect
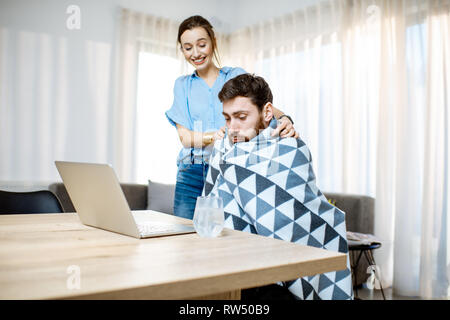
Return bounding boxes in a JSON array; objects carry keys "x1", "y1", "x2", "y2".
[{"x1": 48, "y1": 181, "x2": 375, "y2": 286}]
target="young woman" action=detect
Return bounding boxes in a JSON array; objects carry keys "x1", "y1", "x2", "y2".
[{"x1": 165, "y1": 15, "x2": 297, "y2": 220}]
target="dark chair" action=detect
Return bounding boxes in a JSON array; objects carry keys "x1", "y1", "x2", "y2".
[{"x1": 0, "y1": 190, "x2": 63, "y2": 214}]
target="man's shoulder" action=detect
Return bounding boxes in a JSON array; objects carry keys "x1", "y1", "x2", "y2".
[{"x1": 278, "y1": 136, "x2": 306, "y2": 148}]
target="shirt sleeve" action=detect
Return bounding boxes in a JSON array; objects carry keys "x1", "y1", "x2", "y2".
[
  {"x1": 165, "y1": 76, "x2": 191, "y2": 129},
  {"x1": 228, "y1": 67, "x2": 247, "y2": 79}
]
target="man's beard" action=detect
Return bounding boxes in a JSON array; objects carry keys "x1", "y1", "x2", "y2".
[{"x1": 253, "y1": 115, "x2": 267, "y2": 139}]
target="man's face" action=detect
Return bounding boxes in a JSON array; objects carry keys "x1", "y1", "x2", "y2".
[{"x1": 222, "y1": 96, "x2": 270, "y2": 144}]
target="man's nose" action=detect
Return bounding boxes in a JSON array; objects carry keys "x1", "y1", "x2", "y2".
[{"x1": 228, "y1": 119, "x2": 239, "y2": 134}]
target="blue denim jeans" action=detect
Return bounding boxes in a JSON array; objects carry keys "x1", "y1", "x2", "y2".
[{"x1": 173, "y1": 163, "x2": 209, "y2": 220}]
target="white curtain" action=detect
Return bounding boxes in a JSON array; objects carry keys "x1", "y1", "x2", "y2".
[
  {"x1": 222, "y1": 0, "x2": 450, "y2": 298},
  {"x1": 375, "y1": 0, "x2": 450, "y2": 299},
  {"x1": 224, "y1": 0, "x2": 377, "y2": 196},
  {"x1": 418, "y1": 0, "x2": 450, "y2": 298}
]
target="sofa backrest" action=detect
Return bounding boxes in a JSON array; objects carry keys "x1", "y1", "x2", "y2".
[
  {"x1": 48, "y1": 182, "x2": 148, "y2": 212},
  {"x1": 49, "y1": 182, "x2": 374, "y2": 234}
]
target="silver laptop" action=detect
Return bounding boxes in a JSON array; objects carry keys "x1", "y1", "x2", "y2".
[{"x1": 55, "y1": 161, "x2": 195, "y2": 239}]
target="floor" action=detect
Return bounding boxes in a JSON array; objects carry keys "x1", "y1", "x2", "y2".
[{"x1": 355, "y1": 286, "x2": 418, "y2": 300}]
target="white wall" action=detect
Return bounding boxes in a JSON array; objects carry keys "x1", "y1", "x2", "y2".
[
  {"x1": 114, "y1": 0, "x2": 322, "y2": 33},
  {"x1": 217, "y1": 0, "x2": 323, "y2": 32}
]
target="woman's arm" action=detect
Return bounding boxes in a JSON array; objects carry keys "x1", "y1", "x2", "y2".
[{"x1": 176, "y1": 124, "x2": 218, "y2": 148}]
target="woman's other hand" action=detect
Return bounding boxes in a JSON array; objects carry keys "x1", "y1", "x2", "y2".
[{"x1": 272, "y1": 116, "x2": 299, "y2": 138}]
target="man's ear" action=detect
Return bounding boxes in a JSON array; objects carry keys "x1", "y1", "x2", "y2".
[{"x1": 262, "y1": 102, "x2": 274, "y2": 122}]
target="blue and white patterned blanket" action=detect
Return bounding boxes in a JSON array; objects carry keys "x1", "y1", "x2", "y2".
[{"x1": 203, "y1": 119, "x2": 353, "y2": 300}]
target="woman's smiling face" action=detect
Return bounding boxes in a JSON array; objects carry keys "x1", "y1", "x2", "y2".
[{"x1": 180, "y1": 27, "x2": 215, "y2": 71}]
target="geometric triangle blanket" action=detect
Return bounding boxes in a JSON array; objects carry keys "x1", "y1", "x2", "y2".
[{"x1": 203, "y1": 119, "x2": 354, "y2": 300}]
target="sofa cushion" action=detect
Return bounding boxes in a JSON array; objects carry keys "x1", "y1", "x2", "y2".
[{"x1": 147, "y1": 180, "x2": 175, "y2": 215}]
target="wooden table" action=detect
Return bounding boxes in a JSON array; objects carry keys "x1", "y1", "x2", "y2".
[{"x1": 0, "y1": 212, "x2": 347, "y2": 300}]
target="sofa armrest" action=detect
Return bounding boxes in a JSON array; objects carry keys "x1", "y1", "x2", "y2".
[
  {"x1": 48, "y1": 183, "x2": 75, "y2": 212},
  {"x1": 323, "y1": 192, "x2": 375, "y2": 234},
  {"x1": 324, "y1": 192, "x2": 375, "y2": 286}
]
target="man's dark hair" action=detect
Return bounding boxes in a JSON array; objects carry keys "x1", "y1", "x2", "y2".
[{"x1": 218, "y1": 73, "x2": 273, "y2": 111}]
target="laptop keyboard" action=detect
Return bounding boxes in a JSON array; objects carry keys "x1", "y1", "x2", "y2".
[{"x1": 137, "y1": 221, "x2": 179, "y2": 236}]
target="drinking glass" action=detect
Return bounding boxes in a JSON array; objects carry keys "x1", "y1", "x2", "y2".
[{"x1": 193, "y1": 196, "x2": 224, "y2": 238}]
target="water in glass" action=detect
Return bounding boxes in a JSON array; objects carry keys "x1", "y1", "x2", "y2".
[{"x1": 193, "y1": 196, "x2": 224, "y2": 238}]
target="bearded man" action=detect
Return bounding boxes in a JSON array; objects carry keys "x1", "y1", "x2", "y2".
[{"x1": 203, "y1": 73, "x2": 353, "y2": 300}]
